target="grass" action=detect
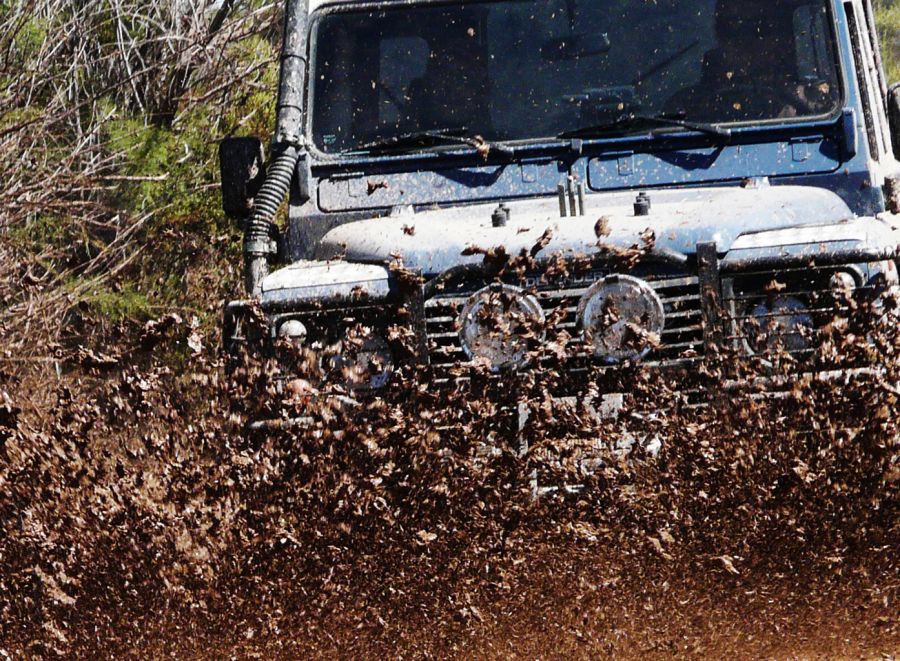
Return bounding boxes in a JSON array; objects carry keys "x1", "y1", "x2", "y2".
[
  {"x1": 877, "y1": 0, "x2": 900, "y2": 83},
  {"x1": 3, "y1": 3, "x2": 900, "y2": 350}
]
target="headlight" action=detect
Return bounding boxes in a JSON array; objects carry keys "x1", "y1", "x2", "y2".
[
  {"x1": 829, "y1": 271, "x2": 857, "y2": 294},
  {"x1": 327, "y1": 328, "x2": 394, "y2": 390},
  {"x1": 576, "y1": 274, "x2": 664, "y2": 363},
  {"x1": 277, "y1": 319, "x2": 308, "y2": 344},
  {"x1": 744, "y1": 295, "x2": 813, "y2": 354},
  {"x1": 457, "y1": 284, "x2": 545, "y2": 371}
]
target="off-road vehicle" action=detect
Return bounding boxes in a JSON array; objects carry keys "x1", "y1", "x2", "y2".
[{"x1": 221, "y1": 0, "x2": 900, "y2": 423}]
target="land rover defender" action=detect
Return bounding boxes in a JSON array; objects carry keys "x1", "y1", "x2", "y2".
[{"x1": 221, "y1": 0, "x2": 900, "y2": 413}]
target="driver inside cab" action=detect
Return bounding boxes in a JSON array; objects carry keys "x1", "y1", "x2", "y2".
[
  {"x1": 405, "y1": 26, "x2": 490, "y2": 133},
  {"x1": 665, "y1": 0, "x2": 834, "y2": 122}
]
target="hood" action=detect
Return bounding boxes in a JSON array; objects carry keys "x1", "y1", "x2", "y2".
[{"x1": 315, "y1": 184, "x2": 855, "y2": 275}]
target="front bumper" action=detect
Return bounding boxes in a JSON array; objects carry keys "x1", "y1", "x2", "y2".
[{"x1": 224, "y1": 241, "x2": 899, "y2": 393}]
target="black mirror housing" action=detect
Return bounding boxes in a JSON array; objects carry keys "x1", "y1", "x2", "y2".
[
  {"x1": 888, "y1": 83, "x2": 900, "y2": 161},
  {"x1": 219, "y1": 137, "x2": 266, "y2": 221}
]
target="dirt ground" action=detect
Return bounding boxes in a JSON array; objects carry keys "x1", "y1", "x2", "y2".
[{"x1": 131, "y1": 543, "x2": 899, "y2": 659}]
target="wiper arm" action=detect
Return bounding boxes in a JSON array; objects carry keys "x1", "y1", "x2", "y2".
[
  {"x1": 558, "y1": 113, "x2": 731, "y2": 140},
  {"x1": 637, "y1": 113, "x2": 732, "y2": 138},
  {"x1": 357, "y1": 128, "x2": 515, "y2": 157},
  {"x1": 357, "y1": 127, "x2": 469, "y2": 152}
]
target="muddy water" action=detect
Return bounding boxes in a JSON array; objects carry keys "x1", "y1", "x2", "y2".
[{"x1": 0, "y1": 301, "x2": 897, "y2": 658}]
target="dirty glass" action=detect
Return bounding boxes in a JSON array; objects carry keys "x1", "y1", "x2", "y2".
[{"x1": 310, "y1": 0, "x2": 841, "y2": 154}]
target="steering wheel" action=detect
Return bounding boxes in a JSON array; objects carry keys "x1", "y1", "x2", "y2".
[{"x1": 377, "y1": 79, "x2": 408, "y2": 114}]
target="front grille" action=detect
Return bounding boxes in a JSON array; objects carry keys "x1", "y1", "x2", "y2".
[{"x1": 424, "y1": 272, "x2": 704, "y2": 371}]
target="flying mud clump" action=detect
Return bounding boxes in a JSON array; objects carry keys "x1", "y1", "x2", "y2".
[{"x1": 0, "y1": 255, "x2": 898, "y2": 657}]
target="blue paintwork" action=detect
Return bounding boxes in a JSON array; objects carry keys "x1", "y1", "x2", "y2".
[
  {"x1": 310, "y1": 115, "x2": 866, "y2": 202},
  {"x1": 586, "y1": 138, "x2": 842, "y2": 189},
  {"x1": 288, "y1": 0, "x2": 896, "y2": 266}
]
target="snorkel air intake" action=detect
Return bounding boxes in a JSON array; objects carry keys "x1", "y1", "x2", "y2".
[{"x1": 243, "y1": 0, "x2": 309, "y2": 296}]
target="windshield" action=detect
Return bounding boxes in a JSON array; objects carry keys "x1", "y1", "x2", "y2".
[{"x1": 310, "y1": 0, "x2": 841, "y2": 154}]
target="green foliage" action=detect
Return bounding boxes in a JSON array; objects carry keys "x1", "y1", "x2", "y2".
[
  {"x1": 104, "y1": 37, "x2": 277, "y2": 232},
  {"x1": 877, "y1": 0, "x2": 900, "y2": 83},
  {"x1": 106, "y1": 116, "x2": 215, "y2": 220},
  {"x1": 92, "y1": 39, "x2": 277, "y2": 326},
  {"x1": 80, "y1": 284, "x2": 152, "y2": 322},
  {"x1": 10, "y1": 15, "x2": 47, "y2": 60},
  {"x1": 0, "y1": 2, "x2": 280, "y2": 343},
  {"x1": 10, "y1": 213, "x2": 81, "y2": 251}
]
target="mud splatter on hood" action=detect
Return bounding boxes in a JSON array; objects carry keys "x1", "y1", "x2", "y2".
[{"x1": 316, "y1": 185, "x2": 861, "y2": 274}]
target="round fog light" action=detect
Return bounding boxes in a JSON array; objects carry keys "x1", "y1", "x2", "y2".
[
  {"x1": 278, "y1": 319, "x2": 308, "y2": 344},
  {"x1": 577, "y1": 275, "x2": 665, "y2": 363},
  {"x1": 458, "y1": 284, "x2": 545, "y2": 370}
]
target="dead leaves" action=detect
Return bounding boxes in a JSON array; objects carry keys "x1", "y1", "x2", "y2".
[
  {"x1": 187, "y1": 318, "x2": 204, "y2": 356},
  {"x1": 387, "y1": 255, "x2": 425, "y2": 290},
  {"x1": 648, "y1": 536, "x2": 673, "y2": 561},
  {"x1": 33, "y1": 566, "x2": 77, "y2": 606},
  {"x1": 367, "y1": 179, "x2": 388, "y2": 195},
  {"x1": 0, "y1": 389, "x2": 17, "y2": 445},
  {"x1": 529, "y1": 228, "x2": 553, "y2": 258},
  {"x1": 472, "y1": 135, "x2": 491, "y2": 160},
  {"x1": 75, "y1": 347, "x2": 120, "y2": 369},
  {"x1": 416, "y1": 530, "x2": 437, "y2": 545},
  {"x1": 714, "y1": 555, "x2": 741, "y2": 576},
  {"x1": 595, "y1": 227, "x2": 657, "y2": 269},
  {"x1": 140, "y1": 312, "x2": 183, "y2": 346},
  {"x1": 594, "y1": 216, "x2": 611, "y2": 238}
]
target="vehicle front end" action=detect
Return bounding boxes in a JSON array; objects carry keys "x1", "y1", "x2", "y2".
[{"x1": 222, "y1": 0, "x2": 900, "y2": 420}]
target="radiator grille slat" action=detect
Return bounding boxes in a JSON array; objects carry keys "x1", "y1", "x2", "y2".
[
  {"x1": 720, "y1": 266, "x2": 881, "y2": 356},
  {"x1": 424, "y1": 273, "x2": 704, "y2": 369}
]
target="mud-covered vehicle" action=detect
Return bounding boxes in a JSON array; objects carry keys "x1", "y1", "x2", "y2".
[{"x1": 222, "y1": 0, "x2": 900, "y2": 414}]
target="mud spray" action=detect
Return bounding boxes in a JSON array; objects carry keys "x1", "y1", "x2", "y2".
[{"x1": 0, "y1": 266, "x2": 898, "y2": 658}]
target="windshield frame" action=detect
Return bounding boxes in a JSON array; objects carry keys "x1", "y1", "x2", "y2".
[{"x1": 305, "y1": 0, "x2": 847, "y2": 163}]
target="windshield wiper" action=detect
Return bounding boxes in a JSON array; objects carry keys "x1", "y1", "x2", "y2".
[
  {"x1": 356, "y1": 128, "x2": 515, "y2": 157},
  {"x1": 557, "y1": 113, "x2": 731, "y2": 140}
]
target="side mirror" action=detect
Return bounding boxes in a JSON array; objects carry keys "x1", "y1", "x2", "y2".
[
  {"x1": 219, "y1": 137, "x2": 266, "y2": 221},
  {"x1": 887, "y1": 83, "x2": 900, "y2": 161}
]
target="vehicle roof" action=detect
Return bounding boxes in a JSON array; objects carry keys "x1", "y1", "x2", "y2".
[
  {"x1": 308, "y1": 0, "x2": 407, "y2": 12},
  {"x1": 309, "y1": 0, "x2": 340, "y2": 13}
]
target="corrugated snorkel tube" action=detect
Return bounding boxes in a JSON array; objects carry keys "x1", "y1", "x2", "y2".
[{"x1": 244, "y1": 0, "x2": 309, "y2": 296}]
